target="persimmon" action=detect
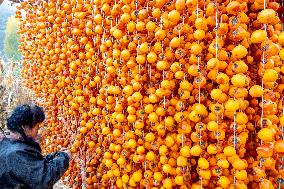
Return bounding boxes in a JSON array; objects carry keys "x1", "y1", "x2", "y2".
[
  {"x1": 251, "y1": 30, "x2": 267, "y2": 43},
  {"x1": 258, "y1": 128, "x2": 275, "y2": 142}
]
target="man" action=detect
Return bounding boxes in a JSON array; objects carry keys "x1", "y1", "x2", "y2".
[{"x1": 0, "y1": 104, "x2": 71, "y2": 189}]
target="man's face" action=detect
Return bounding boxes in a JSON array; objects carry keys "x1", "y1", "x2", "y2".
[{"x1": 27, "y1": 124, "x2": 40, "y2": 139}]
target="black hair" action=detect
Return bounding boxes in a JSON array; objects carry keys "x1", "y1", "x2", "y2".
[{"x1": 6, "y1": 104, "x2": 45, "y2": 140}]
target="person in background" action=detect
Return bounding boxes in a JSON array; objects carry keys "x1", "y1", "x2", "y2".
[{"x1": 0, "y1": 104, "x2": 71, "y2": 189}]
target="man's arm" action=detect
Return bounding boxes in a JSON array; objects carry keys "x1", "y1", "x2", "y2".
[{"x1": 8, "y1": 150, "x2": 70, "y2": 189}]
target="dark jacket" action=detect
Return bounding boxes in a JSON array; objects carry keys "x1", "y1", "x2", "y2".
[{"x1": 0, "y1": 132, "x2": 70, "y2": 189}]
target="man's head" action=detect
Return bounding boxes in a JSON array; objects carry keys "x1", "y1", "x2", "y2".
[{"x1": 7, "y1": 104, "x2": 45, "y2": 139}]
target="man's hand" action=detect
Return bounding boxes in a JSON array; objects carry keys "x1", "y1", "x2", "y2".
[{"x1": 60, "y1": 148, "x2": 72, "y2": 159}]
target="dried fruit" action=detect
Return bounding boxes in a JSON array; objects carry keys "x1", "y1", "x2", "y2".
[{"x1": 17, "y1": 0, "x2": 284, "y2": 188}]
